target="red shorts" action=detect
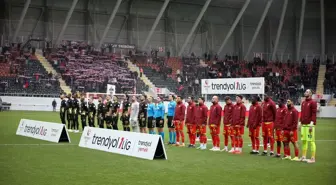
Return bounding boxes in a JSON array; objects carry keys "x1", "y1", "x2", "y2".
[
  {"x1": 283, "y1": 130, "x2": 298, "y2": 143},
  {"x1": 196, "y1": 125, "x2": 201, "y2": 133},
  {"x1": 173, "y1": 120, "x2": 184, "y2": 131},
  {"x1": 209, "y1": 124, "x2": 220, "y2": 135},
  {"x1": 187, "y1": 124, "x2": 197, "y2": 134},
  {"x1": 274, "y1": 129, "x2": 284, "y2": 142},
  {"x1": 248, "y1": 126, "x2": 260, "y2": 138},
  {"x1": 223, "y1": 125, "x2": 231, "y2": 136},
  {"x1": 198, "y1": 125, "x2": 207, "y2": 134},
  {"x1": 232, "y1": 126, "x2": 244, "y2": 136},
  {"x1": 262, "y1": 122, "x2": 274, "y2": 137}
]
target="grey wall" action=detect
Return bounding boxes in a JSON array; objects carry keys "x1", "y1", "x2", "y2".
[{"x1": 3, "y1": 0, "x2": 334, "y2": 61}]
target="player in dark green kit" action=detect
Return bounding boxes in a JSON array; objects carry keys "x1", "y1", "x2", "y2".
[
  {"x1": 72, "y1": 94, "x2": 80, "y2": 133},
  {"x1": 105, "y1": 95, "x2": 113, "y2": 129},
  {"x1": 97, "y1": 96, "x2": 105, "y2": 128},
  {"x1": 111, "y1": 95, "x2": 120, "y2": 130},
  {"x1": 60, "y1": 94, "x2": 67, "y2": 125},
  {"x1": 121, "y1": 94, "x2": 131, "y2": 131},
  {"x1": 80, "y1": 95, "x2": 88, "y2": 130},
  {"x1": 66, "y1": 93, "x2": 73, "y2": 132},
  {"x1": 139, "y1": 95, "x2": 148, "y2": 133},
  {"x1": 88, "y1": 97, "x2": 96, "y2": 127}
]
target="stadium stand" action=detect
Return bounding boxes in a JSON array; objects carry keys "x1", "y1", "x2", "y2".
[
  {"x1": 47, "y1": 41, "x2": 147, "y2": 95},
  {"x1": 0, "y1": 47, "x2": 62, "y2": 97},
  {"x1": 132, "y1": 55, "x2": 179, "y2": 93}
]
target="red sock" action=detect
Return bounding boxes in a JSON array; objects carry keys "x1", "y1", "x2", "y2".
[
  {"x1": 250, "y1": 137, "x2": 255, "y2": 150},
  {"x1": 270, "y1": 137, "x2": 274, "y2": 152},
  {"x1": 263, "y1": 137, "x2": 268, "y2": 150},
  {"x1": 211, "y1": 135, "x2": 215, "y2": 146},
  {"x1": 202, "y1": 135, "x2": 207, "y2": 144},
  {"x1": 230, "y1": 136, "x2": 235, "y2": 147},
  {"x1": 188, "y1": 134, "x2": 192, "y2": 144},
  {"x1": 293, "y1": 143, "x2": 299, "y2": 157},
  {"x1": 235, "y1": 137, "x2": 239, "y2": 148},
  {"x1": 224, "y1": 135, "x2": 229, "y2": 147},
  {"x1": 276, "y1": 141, "x2": 281, "y2": 154},
  {"x1": 285, "y1": 144, "x2": 290, "y2": 156},
  {"x1": 255, "y1": 137, "x2": 260, "y2": 150},
  {"x1": 176, "y1": 131, "x2": 180, "y2": 143},
  {"x1": 216, "y1": 135, "x2": 220, "y2": 147},
  {"x1": 192, "y1": 134, "x2": 196, "y2": 145},
  {"x1": 240, "y1": 137, "x2": 243, "y2": 148},
  {"x1": 181, "y1": 132, "x2": 185, "y2": 143},
  {"x1": 237, "y1": 137, "x2": 241, "y2": 148}
]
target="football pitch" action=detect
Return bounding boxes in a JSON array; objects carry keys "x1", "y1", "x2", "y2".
[{"x1": 1, "y1": 111, "x2": 336, "y2": 185}]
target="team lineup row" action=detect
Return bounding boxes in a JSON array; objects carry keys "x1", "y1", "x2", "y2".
[{"x1": 58, "y1": 89, "x2": 317, "y2": 163}]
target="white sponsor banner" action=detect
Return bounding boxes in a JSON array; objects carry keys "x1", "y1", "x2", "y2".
[
  {"x1": 106, "y1": 84, "x2": 116, "y2": 96},
  {"x1": 201, "y1": 77, "x2": 265, "y2": 94},
  {"x1": 79, "y1": 127, "x2": 167, "y2": 160},
  {"x1": 16, "y1": 119, "x2": 71, "y2": 143}
]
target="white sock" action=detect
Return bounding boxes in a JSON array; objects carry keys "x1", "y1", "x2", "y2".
[
  {"x1": 264, "y1": 150, "x2": 267, "y2": 153},
  {"x1": 253, "y1": 150, "x2": 256, "y2": 152},
  {"x1": 224, "y1": 146, "x2": 228, "y2": 149}
]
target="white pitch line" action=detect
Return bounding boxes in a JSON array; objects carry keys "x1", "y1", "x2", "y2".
[{"x1": 0, "y1": 143, "x2": 77, "y2": 146}]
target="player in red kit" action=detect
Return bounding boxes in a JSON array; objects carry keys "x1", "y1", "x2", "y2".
[
  {"x1": 222, "y1": 96, "x2": 234, "y2": 152},
  {"x1": 247, "y1": 96, "x2": 262, "y2": 154},
  {"x1": 282, "y1": 100, "x2": 300, "y2": 161},
  {"x1": 195, "y1": 97, "x2": 208, "y2": 150},
  {"x1": 274, "y1": 98, "x2": 287, "y2": 157},
  {"x1": 261, "y1": 95, "x2": 276, "y2": 156},
  {"x1": 230, "y1": 95, "x2": 246, "y2": 154},
  {"x1": 208, "y1": 96, "x2": 222, "y2": 151},
  {"x1": 186, "y1": 97, "x2": 196, "y2": 148},
  {"x1": 173, "y1": 96, "x2": 186, "y2": 147}
]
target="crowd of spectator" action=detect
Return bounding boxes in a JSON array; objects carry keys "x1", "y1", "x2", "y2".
[
  {"x1": 0, "y1": 43, "x2": 61, "y2": 96},
  {"x1": 48, "y1": 41, "x2": 146, "y2": 95}
]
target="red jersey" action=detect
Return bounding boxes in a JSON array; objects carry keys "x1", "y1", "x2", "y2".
[
  {"x1": 262, "y1": 99, "x2": 276, "y2": 122},
  {"x1": 208, "y1": 103, "x2": 222, "y2": 125},
  {"x1": 223, "y1": 103, "x2": 234, "y2": 125},
  {"x1": 300, "y1": 98, "x2": 317, "y2": 125},
  {"x1": 247, "y1": 104, "x2": 262, "y2": 128},
  {"x1": 274, "y1": 106, "x2": 287, "y2": 129},
  {"x1": 173, "y1": 102, "x2": 186, "y2": 121},
  {"x1": 232, "y1": 102, "x2": 246, "y2": 126},
  {"x1": 185, "y1": 102, "x2": 196, "y2": 124},
  {"x1": 283, "y1": 107, "x2": 298, "y2": 131},
  {"x1": 194, "y1": 103, "x2": 208, "y2": 125}
]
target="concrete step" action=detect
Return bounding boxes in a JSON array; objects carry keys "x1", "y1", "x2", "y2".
[{"x1": 35, "y1": 53, "x2": 71, "y2": 95}]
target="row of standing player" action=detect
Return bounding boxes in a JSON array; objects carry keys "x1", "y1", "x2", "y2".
[
  {"x1": 58, "y1": 90, "x2": 317, "y2": 163},
  {"x1": 161, "y1": 90, "x2": 316, "y2": 163},
  {"x1": 59, "y1": 93, "x2": 140, "y2": 132}
]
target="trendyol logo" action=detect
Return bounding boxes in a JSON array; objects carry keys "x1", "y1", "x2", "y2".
[
  {"x1": 87, "y1": 128, "x2": 91, "y2": 136},
  {"x1": 19, "y1": 121, "x2": 25, "y2": 132},
  {"x1": 23, "y1": 125, "x2": 47, "y2": 136},
  {"x1": 92, "y1": 134, "x2": 131, "y2": 151},
  {"x1": 203, "y1": 80, "x2": 211, "y2": 92},
  {"x1": 210, "y1": 81, "x2": 246, "y2": 92}
]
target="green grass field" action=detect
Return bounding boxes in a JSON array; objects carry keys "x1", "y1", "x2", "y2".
[{"x1": 1, "y1": 111, "x2": 336, "y2": 185}]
